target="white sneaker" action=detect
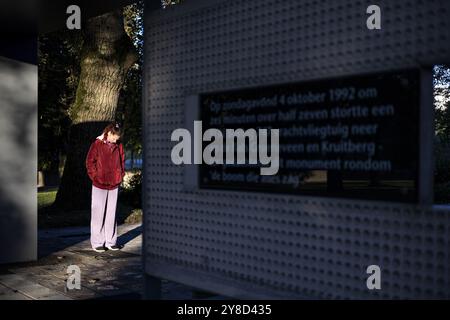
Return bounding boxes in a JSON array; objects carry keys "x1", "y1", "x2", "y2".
[
  {"x1": 106, "y1": 245, "x2": 121, "y2": 251},
  {"x1": 93, "y1": 246, "x2": 106, "y2": 253}
]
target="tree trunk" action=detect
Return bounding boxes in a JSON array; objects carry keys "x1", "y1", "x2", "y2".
[{"x1": 53, "y1": 10, "x2": 137, "y2": 210}]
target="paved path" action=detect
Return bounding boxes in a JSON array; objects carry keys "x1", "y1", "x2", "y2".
[{"x1": 0, "y1": 224, "x2": 220, "y2": 300}]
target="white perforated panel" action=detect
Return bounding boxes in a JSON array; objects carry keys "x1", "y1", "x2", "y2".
[{"x1": 143, "y1": 0, "x2": 450, "y2": 299}]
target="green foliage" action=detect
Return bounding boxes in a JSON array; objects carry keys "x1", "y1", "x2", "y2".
[
  {"x1": 121, "y1": 170, "x2": 142, "y2": 209},
  {"x1": 434, "y1": 65, "x2": 450, "y2": 137},
  {"x1": 119, "y1": 1, "x2": 144, "y2": 156},
  {"x1": 435, "y1": 103, "x2": 450, "y2": 137},
  {"x1": 161, "y1": 0, "x2": 184, "y2": 8},
  {"x1": 38, "y1": 29, "x2": 83, "y2": 173},
  {"x1": 124, "y1": 1, "x2": 144, "y2": 55},
  {"x1": 434, "y1": 65, "x2": 450, "y2": 87},
  {"x1": 38, "y1": 189, "x2": 57, "y2": 210},
  {"x1": 434, "y1": 65, "x2": 450, "y2": 203},
  {"x1": 124, "y1": 209, "x2": 143, "y2": 224}
]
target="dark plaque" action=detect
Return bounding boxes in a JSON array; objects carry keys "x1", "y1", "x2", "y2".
[{"x1": 199, "y1": 69, "x2": 420, "y2": 202}]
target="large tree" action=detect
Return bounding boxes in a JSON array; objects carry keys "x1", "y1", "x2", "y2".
[{"x1": 53, "y1": 10, "x2": 138, "y2": 210}]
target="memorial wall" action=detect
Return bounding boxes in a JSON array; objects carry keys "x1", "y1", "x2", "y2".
[{"x1": 144, "y1": 0, "x2": 450, "y2": 299}]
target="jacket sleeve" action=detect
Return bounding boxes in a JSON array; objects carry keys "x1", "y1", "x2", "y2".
[
  {"x1": 86, "y1": 141, "x2": 98, "y2": 181},
  {"x1": 119, "y1": 143, "x2": 125, "y2": 179}
]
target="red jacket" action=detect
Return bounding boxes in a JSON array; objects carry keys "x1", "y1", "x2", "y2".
[{"x1": 86, "y1": 136, "x2": 125, "y2": 190}]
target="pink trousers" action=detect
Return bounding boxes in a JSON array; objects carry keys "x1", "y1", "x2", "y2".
[{"x1": 90, "y1": 184, "x2": 118, "y2": 248}]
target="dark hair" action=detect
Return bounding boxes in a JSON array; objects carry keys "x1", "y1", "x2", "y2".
[{"x1": 102, "y1": 121, "x2": 122, "y2": 139}]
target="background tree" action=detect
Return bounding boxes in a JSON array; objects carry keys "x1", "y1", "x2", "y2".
[
  {"x1": 161, "y1": 0, "x2": 184, "y2": 8},
  {"x1": 53, "y1": 9, "x2": 138, "y2": 210},
  {"x1": 118, "y1": 2, "x2": 145, "y2": 168},
  {"x1": 39, "y1": 1, "x2": 183, "y2": 214},
  {"x1": 38, "y1": 29, "x2": 82, "y2": 183},
  {"x1": 434, "y1": 65, "x2": 450, "y2": 137},
  {"x1": 433, "y1": 65, "x2": 450, "y2": 203}
]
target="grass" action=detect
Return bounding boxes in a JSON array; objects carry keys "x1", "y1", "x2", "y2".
[{"x1": 38, "y1": 188, "x2": 58, "y2": 210}]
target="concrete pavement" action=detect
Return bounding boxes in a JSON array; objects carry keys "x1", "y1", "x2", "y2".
[{"x1": 0, "y1": 223, "x2": 222, "y2": 300}]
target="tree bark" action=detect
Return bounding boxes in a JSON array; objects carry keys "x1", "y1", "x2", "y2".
[{"x1": 53, "y1": 10, "x2": 137, "y2": 210}]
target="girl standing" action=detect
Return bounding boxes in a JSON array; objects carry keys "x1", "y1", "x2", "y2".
[{"x1": 85, "y1": 122, "x2": 125, "y2": 252}]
